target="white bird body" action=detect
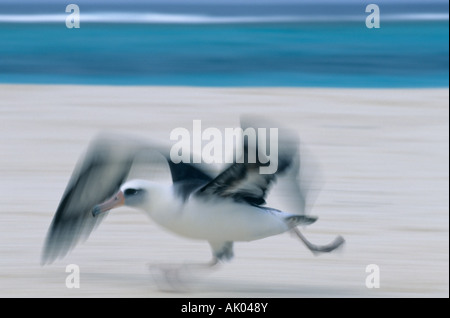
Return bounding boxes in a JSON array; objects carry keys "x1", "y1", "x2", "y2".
[{"x1": 139, "y1": 182, "x2": 290, "y2": 243}]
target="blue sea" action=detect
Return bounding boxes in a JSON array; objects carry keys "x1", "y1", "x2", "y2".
[{"x1": 0, "y1": 2, "x2": 448, "y2": 87}]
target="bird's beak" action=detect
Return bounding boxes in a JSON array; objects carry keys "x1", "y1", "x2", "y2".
[{"x1": 92, "y1": 190, "x2": 125, "y2": 217}]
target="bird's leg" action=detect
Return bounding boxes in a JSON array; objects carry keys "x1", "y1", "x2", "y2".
[
  {"x1": 149, "y1": 263, "x2": 184, "y2": 291},
  {"x1": 184, "y1": 256, "x2": 221, "y2": 273},
  {"x1": 148, "y1": 257, "x2": 219, "y2": 276},
  {"x1": 291, "y1": 227, "x2": 345, "y2": 255},
  {"x1": 148, "y1": 258, "x2": 219, "y2": 291}
]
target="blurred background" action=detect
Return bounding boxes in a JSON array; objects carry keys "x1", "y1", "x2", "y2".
[
  {"x1": 0, "y1": 0, "x2": 448, "y2": 86},
  {"x1": 0, "y1": 0, "x2": 448, "y2": 297}
]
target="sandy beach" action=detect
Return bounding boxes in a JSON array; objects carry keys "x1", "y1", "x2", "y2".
[{"x1": 0, "y1": 85, "x2": 448, "y2": 297}]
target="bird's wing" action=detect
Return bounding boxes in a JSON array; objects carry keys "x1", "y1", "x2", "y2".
[
  {"x1": 195, "y1": 117, "x2": 300, "y2": 206},
  {"x1": 42, "y1": 134, "x2": 212, "y2": 265}
]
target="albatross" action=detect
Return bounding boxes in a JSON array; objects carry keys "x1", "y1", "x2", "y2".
[{"x1": 41, "y1": 118, "x2": 344, "y2": 266}]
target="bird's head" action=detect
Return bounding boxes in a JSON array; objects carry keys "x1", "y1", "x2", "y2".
[{"x1": 92, "y1": 179, "x2": 151, "y2": 217}]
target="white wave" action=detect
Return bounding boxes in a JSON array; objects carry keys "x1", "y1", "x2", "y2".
[
  {"x1": 0, "y1": 14, "x2": 67, "y2": 23},
  {"x1": 0, "y1": 12, "x2": 448, "y2": 24},
  {"x1": 382, "y1": 13, "x2": 449, "y2": 21}
]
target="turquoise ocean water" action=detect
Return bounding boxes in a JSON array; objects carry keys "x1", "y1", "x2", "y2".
[{"x1": 0, "y1": 3, "x2": 448, "y2": 87}]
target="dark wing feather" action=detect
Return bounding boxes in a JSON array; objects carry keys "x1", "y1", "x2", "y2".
[
  {"x1": 196, "y1": 117, "x2": 299, "y2": 206},
  {"x1": 42, "y1": 135, "x2": 212, "y2": 265},
  {"x1": 41, "y1": 137, "x2": 134, "y2": 264},
  {"x1": 166, "y1": 160, "x2": 212, "y2": 184}
]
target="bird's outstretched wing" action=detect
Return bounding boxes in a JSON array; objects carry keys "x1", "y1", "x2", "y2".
[
  {"x1": 196, "y1": 117, "x2": 301, "y2": 207},
  {"x1": 41, "y1": 135, "x2": 212, "y2": 265}
]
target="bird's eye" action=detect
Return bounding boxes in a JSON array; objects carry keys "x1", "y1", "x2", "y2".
[{"x1": 124, "y1": 188, "x2": 139, "y2": 196}]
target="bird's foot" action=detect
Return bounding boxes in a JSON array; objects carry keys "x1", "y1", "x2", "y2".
[{"x1": 291, "y1": 227, "x2": 345, "y2": 255}]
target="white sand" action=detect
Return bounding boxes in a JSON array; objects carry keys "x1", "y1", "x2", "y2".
[{"x1": 0, "y1": 85, "x2": 448, "y2": 297}]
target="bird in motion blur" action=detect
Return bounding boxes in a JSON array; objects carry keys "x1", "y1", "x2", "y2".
[{"x1": 41, "y1": 117, "x2": 344, "y2": 268}]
